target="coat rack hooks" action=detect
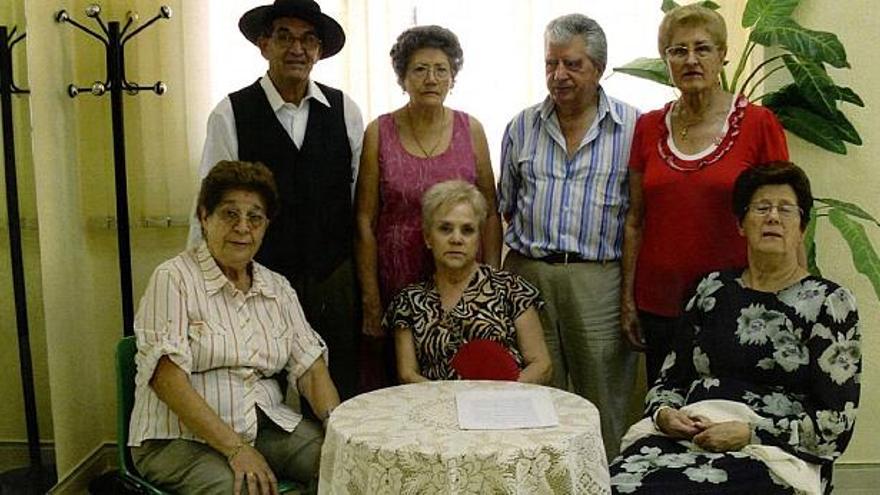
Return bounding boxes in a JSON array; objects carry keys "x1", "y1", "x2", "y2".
[
  {"x1": 4, "y1": 27, "x2": 29, "y2": 95},
  {"x1": 57, "y1": 4, "x2": 171, "y2": 97},
  {"x1": 57, "y1": 4, "x2": 172, "y2": 335}
]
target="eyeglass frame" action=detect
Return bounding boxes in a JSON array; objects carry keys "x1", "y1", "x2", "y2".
[
  {"x1": 215, "y1": 206, "x2": 269, "y2": 230},
  {"x1": 664, "y1": 43, "x2": 719, "y2": 62},
  {"x1": 745, "y1": 201, "x2": 803, "y2": 219},
  {"x1": 407, "y1": 64, "x2": 452, "y2": 81},
  {"x1": 269, "y1": 29, "x2": 322, "y2": 52}
]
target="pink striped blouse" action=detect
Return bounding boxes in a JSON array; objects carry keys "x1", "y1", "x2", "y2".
[{"x1": 128, "y1": 243, "x2": 327, "y2": 446}]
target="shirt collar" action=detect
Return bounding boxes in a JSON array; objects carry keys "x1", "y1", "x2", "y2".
[
  {"x1": 194, "y1": 242, "x2": 277, "y2": 299},
  {"x1": 259, "y1": 74, "x2": 330, "y2": 111},
  {"x1": 539, "y1": 86, "x2": 623, "y2": 126}
]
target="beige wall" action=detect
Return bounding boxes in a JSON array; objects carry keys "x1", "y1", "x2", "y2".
[
  {"x1": 8, "y1": 0, "x2": 879, "y2": 485},
  {"x1": 790, "y1": 0, "x2": 880, "y2": 463}
]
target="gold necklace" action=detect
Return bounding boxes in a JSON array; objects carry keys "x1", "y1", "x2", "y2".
[
  {"x1": 406, "y1": 105, "x2": 446, "y2": 158},
  {"x1": 673, "y1": 104, "x2": 704, "y2": 142}
]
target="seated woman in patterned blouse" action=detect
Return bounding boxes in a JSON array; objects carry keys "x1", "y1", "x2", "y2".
[
  {"x1": 384, "y1": 180, "x2": 552, "y2": 384},
  {"x1": 610, "y1": 162, "x2": 861, "y2": 495}
]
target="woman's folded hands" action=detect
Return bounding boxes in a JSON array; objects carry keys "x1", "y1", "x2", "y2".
[{"x1": 656, "y1": 408, "x2": 750, "y2": 452}]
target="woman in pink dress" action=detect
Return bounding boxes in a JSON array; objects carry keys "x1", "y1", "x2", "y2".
[{"x1": 355, "y1": 25, "x2": 502, "y2": 390}]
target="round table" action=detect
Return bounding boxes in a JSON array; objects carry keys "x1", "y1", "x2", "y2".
[{"x1": 318, "y1": 380, "x2": 610, "y2": 494}]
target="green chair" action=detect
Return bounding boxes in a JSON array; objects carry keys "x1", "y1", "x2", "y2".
[{"x1": 115, "y1": 336, "x2": 304, "y2": 494}]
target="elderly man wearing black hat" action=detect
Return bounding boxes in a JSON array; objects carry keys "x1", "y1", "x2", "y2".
[{"x1": 189, "y1": 0, "x2": 364, "y2": 404}]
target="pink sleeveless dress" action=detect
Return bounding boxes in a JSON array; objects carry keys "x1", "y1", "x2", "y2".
[{"x1": 376, "y1": 110, "x2": 477, "y2": 306}]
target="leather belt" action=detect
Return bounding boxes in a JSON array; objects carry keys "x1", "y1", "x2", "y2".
[{"x1": 534, "y1": 252, "x2": 592, "y2": 264}]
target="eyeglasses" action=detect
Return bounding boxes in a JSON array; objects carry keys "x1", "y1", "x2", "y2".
[
  {"x1": 409, "y1": 65, "x2": 451, "y2": 81},
  {"x1": 216, "y1": 207, "x2": 268, "y2": 229},
  {"x1": 271, "y1": 30, "x2": 321, "y2": 51},
  {"x1": 747, "y1": 202, "x2": 802, "y2": 219},
  {"x1": 664, "y1": 43, "x2": 717, "y2": 62}
]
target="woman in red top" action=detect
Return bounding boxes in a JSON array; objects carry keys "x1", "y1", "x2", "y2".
[{"x1": 621, "y1": 4, "x2": 788, "y2": 384}]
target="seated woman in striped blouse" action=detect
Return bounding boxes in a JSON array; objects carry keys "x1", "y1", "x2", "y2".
[{"x1": 129, "y1": 160, "x2": 339, "y2": 495}]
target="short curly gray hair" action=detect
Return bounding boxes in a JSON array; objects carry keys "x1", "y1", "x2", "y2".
[
  {"x1": 390, "y1": 25, "x2": 464, "y2": 90},
  {"x1": 545, "y1": 13, "x2": 607, "y2": 74},
  {"x1": 421, "y1": 180, "x2": 487, "y2": 235}
]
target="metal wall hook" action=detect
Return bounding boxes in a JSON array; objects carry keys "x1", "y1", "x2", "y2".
[{"x1": 57, "y1": 4, "x2": 172, "y2": 335}]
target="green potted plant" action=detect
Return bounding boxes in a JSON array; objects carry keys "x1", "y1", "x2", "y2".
[{"x1": 613, "y1": 0, "x2": 880, "y2": 301}]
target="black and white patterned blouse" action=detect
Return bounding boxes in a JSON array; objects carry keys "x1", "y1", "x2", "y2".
[{"x1": 384, "y1": 264, "x2": 543, "y2": 380}]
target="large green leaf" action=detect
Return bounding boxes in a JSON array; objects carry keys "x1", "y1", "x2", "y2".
[
  {"x1": 828, "y1": 208, "x2": 880, "y2": 302},
  {"x1": 762, "y1": 84, "x2": 862, "y2": 146},
  {"x1": 742, "y1": 0, "x2": 800, "y2": 28},
  {"x1": 804, "y1": 210, "x2": 821, "y2": 276},
  {"x1": 835, "y1": 86, "x2": 865, "y2": 107},
  {"x1": 751, "y1": 18, "x2": 849, "y2": 68},
  {"x1": 661, "y1": 1, "x2": 718, "y2": 13},
  {"x1": 770, "y1": 105, "x2": 846, "y2": 154},
  {"x1": 830, "y1": 110, "x2": 862, "y2": 145},
  {"x1": 612, "y1": 58, "x2": 672, "y2": 86},
  {"x1": 661, "y1": 0, "x2": 679, "y2": 13},
  {"x1": 761, "y1": 83, "x2": 801, "y2": 107},
  {"x1": 783, "y1": 55, "x2": 838, "y2": 117},
  {"x1": 816, "y1": 198, "x2": 880, "y2": 226}
]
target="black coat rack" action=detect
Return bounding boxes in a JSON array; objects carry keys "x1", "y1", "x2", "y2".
[
  {"x1": 56, "y1": 4, "x2": 171, "y2": 335},
  {"x1": 0, "y1": 23, "x2": 56, "y2": 495}
]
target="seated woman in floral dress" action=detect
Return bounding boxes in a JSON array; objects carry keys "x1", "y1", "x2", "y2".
[
  {"x1": 384, "y1": 180, "x2": 552, "y2": 384},
  {"x1": 611, "y1": 162, "x2": 861, "y2": 495}
]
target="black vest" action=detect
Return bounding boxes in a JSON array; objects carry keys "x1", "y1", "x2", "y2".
[{"x1": 229, "y1": 80, "x2": 353, "y2": 282}]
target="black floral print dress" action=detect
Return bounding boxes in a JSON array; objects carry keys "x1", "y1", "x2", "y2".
[
  {"x1": 384, "y1": 264, "x2": 543, "y2": 380},
  {"x1": 611, "y1": 271, "x2": 861, "y2": 494}
]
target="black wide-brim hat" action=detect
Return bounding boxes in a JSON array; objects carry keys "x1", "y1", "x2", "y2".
[{"x1": 239, "y1": 0, "x2": 346, "y2": 59}]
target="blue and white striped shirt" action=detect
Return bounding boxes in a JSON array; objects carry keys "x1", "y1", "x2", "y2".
[{"x1": 498, "y1": 89, "x2": 639, "y2": 260}]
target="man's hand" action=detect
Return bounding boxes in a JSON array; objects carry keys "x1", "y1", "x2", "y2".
[
  {"x1": 621, "y1": 300, "x2": 646, "y2": 351},
  {"x1": 693, "y1": 421, "x2": 751, "y2": 452},
  {"x1": 229, "y1": 444, "x2": 278, "y2": 495}
]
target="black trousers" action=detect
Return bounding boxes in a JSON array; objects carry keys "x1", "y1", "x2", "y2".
[
  {"x1": 639, "y1": 311, "x2": 680, "y2": 387},
  {"x1": 290, "y1": 259, "x2": 360, "y2": 401}
]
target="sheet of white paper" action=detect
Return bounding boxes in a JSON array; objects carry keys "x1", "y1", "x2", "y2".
[{"x1": 456, "y1": 389, "x2": 559, "y2": 430}]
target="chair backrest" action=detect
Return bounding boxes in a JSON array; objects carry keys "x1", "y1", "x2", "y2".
[{"x1": 116, "y1": 336, "x2": 170, "y2": 494}]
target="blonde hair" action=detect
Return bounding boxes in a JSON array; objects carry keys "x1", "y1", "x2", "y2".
[
  {"x1": 421, "y1": 180, "x2": 488, "y2": 234},
  {"x1": 658, "y1": 4, "x2": 727, "y2": 57}
]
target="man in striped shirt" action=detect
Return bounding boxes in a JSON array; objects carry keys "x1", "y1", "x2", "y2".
[{"x1": 498, "y1": 13, "x2": 639, "y2": 460}]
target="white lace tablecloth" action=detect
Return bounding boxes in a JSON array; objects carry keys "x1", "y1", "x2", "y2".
[{"x1": 318, "y1": 381, "x2": 610, "y2": 494}]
